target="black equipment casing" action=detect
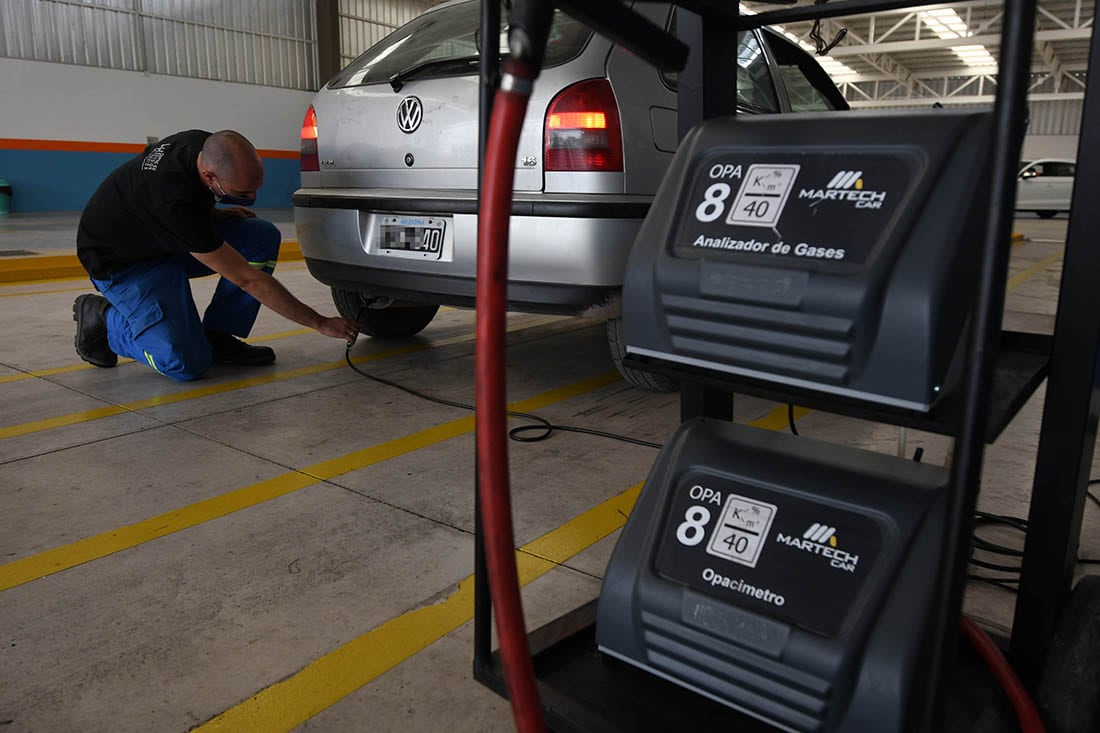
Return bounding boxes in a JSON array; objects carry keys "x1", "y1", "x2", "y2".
[
  {"x1": 622, "y1": 109, "x2": 993, "y2": 411},
  {"x1": 597, "y1": 419, "x2": 950, "y2": 732}
]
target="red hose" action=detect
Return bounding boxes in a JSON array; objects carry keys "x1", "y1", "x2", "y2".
[
  {"x1": 476, "y1": 58, "x2": 547, "y2": 733},
  {"x1": 960, "y1": 614, "x2": 1045, "y2": 733}
]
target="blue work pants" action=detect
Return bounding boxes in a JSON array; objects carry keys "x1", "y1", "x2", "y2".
[{"x1": 91, "y1": 217, "x2": 281, "y2": 381}]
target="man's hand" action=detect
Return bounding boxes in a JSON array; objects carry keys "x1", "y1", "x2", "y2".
[
  {"x1": 192, "y1": 244, "x2": 359, "y2": 342},
  {"x1": 316, "y1": 316, "x2": 360, "y2": 344},
  {"x1": 212, "y1": 207, "x2": 256, "y2": 220}
]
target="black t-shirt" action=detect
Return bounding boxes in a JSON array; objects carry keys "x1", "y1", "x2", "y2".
[{"x1": 77, "y1": 130, "x2": 223, "y2": 280}]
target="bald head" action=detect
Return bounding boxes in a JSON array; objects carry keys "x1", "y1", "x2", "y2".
[{"x1": 197, "y1": 130, "x2": 263, "y2": 200}]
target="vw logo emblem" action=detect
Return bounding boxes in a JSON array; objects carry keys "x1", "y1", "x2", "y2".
[{"x1": 396, "y1": 96, "x2": 423, "y2": 134}]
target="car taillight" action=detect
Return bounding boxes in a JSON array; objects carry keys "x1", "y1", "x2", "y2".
[
  {"x1": 544, "y1": 79, "x2": 623, "y2": 172},
  {"x1": 300, "y1": 105, "x2": 319, "y2": 172}
]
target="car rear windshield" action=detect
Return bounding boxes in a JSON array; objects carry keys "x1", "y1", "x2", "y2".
[{"x1": 328, "y1": 1, "x2": 594, "y2": 89}]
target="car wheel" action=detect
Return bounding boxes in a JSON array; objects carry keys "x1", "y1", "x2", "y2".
[
  {"x1": 331, "y1": 288, "x2": 439, "y2": 339},
  {"x1": 1036, "y1": 210, "x2": 1058, "y2": 219},
  {"x1": 606, "y1": 317, "x2": 678, "y2": 393}
]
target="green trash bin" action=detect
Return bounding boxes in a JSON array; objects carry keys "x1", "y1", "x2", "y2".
[{"x1": 0, "y1": 179, "x2": 11, "y2": 216}]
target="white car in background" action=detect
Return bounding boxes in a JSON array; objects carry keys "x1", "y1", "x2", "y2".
[{"x1": 1016, "y1": 158, "x2": 1076, "y2": 218}]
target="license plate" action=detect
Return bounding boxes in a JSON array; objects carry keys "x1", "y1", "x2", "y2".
[{"x1": 378, "y1": 216, "x2": 447, "y2": 260}]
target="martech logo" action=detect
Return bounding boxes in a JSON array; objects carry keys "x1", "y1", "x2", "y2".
[
  {"x1": 798, "y1": 169, "x2": 885, "y2": 209},
  {"x1": 803, "y1": 522, "x2": 839, "y2": 547},
  {"x1": 775, "y1": 522, "x2": 860, "y2": 571},
  {"x1": 826, "y1": 170, "x2": 864, "y2": 190}
]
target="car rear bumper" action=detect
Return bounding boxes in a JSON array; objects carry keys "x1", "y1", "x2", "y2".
[
  {"x1": 306, "y1": 257, "x2": 619, "y2": 314},
  {"x1": 293, "y1": 188, "x2": 652, "y2": 312}
]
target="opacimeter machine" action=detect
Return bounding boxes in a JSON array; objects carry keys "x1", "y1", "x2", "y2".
[
  {"x1": 598, "y1": 420, "x2": 949, "y2": 732},
  {"x1": 597, "y1": 109, "x2": 994, "y2": 732}
]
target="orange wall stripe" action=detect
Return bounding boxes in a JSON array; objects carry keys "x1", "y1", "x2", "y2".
[
  {"x1": 257, "y1": 148, "x2": 301, "y2": 160},
  {"x1": 0, "y1": 138, "x2": 145, "y2": 154},
  {"x1": 0, "y1": 138, "x2": 298, "y2": 159}
]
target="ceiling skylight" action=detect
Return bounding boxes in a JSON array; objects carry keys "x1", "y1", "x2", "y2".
[{"x1": 919, "y1": 8, "x2": 997, "y2": 67}]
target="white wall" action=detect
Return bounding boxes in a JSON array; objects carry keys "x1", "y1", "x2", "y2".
[
  {"x1": 0, "y1": 58, "x2": 316, "y2": 150},
  {"x1": 1021, "y1": 135, "x2": 1079, "y2": 161}
]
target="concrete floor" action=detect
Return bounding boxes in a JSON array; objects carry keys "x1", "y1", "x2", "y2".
[{"x1": 0, "y1": 212, "x2": 1097, "y2": 732}]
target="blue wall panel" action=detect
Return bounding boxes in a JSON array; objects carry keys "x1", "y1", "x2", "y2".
[
  {"x1": 0, "y1": 149, "x2": 301, "y2": 213},
  {"x1": 0, "y1": 150, "x2": 132, "y2": 213}
]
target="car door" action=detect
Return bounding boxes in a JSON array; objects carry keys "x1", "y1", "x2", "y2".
[
  {"x1": 1046, "y1": 161, "x2": 1076, "y2": 210},
  {"x1": 1017, "y1": 161, "x2": 1054, "y2": 208}
]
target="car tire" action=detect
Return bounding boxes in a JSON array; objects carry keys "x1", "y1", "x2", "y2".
[
  {"x1": 606, "y1": 317, "x2": 678, "y2": 393},
  {"x1": 1036, "y1": 210, "x2": 1058, "y2": 219},
  {"x1": 331, "y1": 288, "x2": 439, "y2": 339}
]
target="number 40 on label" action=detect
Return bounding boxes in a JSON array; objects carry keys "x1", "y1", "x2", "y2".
[{"x1": 694, "y1": 163, "x2": 801, "y2": 228}]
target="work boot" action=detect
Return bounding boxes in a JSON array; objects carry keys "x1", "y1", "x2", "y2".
[
  {"x1": 73, "y1": 294, "x2": 118, "y2": 368},
  {"x1": 206, "y1": 330, "x2": 276, "y2": 366}
]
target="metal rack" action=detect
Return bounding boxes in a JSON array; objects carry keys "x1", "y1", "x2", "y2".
[{"x1": 473, "y1": 0, "x2": 1100, "y2": 727}]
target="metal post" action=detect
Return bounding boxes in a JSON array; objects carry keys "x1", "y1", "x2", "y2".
[
  {"x1": 926, "y1": 0, "x2": 1037, "y2": 724},
  {"x1": 674, "y1": 7, "x2": 738, "y2": 141},
  {"x1": 473, "y1": 0, "x2": 501, "y2": 672},
  {"x1": 315, "y1": 0, "x2": 342, "y2": 89},
  {"x1": 1011, "y1": 2, "x2": 1100, "y2": 682},
  {"x1": 676, "y1": 6, "x2": 737, "y2": 424}
]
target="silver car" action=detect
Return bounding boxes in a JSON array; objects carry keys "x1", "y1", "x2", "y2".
[
  {"x1": 294, "y1": 0, "x2": 847, "y2": 388},
  {"x1": 1015, "y1": 158, "x2": 1076, "y2": 219}
]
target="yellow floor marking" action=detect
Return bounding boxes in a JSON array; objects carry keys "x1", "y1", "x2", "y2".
[
  {"x1": 0, "y1": 306, "x2": 461, "y2": 384},
  {"x1": 0, "y1": 264, "x2": 308, "y2": 296},
  {"x1": 1005, "y1": 248, "x2": 1064, "y2": 292},
  {"x1": 196, "y1": 482, "x2": 644, "y2": 733},
  {"x1": 0, "y1": 284, "x2": 93, "y2": 298},
  {"x1": 0, "y1": 326, "x2": 318, "y2": 385},
  {"x1": 0, "y1": 241, "x2": 303, "y2": 285},
  {"x1": 0, "y1": 326, "x2": 314, "y2": 384},
  {"x1": 0, "y1": 372, "x2": 621, "y2": 594},
  {"x1": 0, "y1": 315, "x2": 564, "y2": 439},
  {"x1": 0, "y1": 360, "x2": 133, "y2": 383},
  {"x1": 195, "y1": 404, "x2": 797, "y2": 733}
]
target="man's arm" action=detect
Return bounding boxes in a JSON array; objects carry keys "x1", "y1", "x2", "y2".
[{"x1": 192, "y1": 243, "x2": 359, "y2": 342}]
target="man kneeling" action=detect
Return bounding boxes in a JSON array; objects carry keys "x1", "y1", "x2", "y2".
[{"x1": 73, "y1": 129, "x2": 357, "y2": 380}]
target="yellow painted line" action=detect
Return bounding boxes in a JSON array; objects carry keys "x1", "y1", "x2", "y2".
[
  {"x1": 242, "y1": 327, "x2": 315, "y2": 344},
  {"x1": 196, "y1": 481, "x2": 645, "y2": 733},
  {"x1": 751, "y1": 404, "x2": 811, "y2": 432},
  {"x1": 0, "y1": 327, "x2": 324, "y2": 383},
  {"x1": 0, "y1": 360, "x2": 131, "y2": 383},
  {"x1": 0, "y1": 371, "x2": 622, "y2": 593},
  {"x1": 0, "y1": 315, "x2": 563, "y2": 439},
  {"x1": 0, "y1": 262, "x2": 309, "y2": 295},
  {"x1": 0, "y1": 284, "x2": 94, "y2": 298},
  {"x1": 0, "y1": 306, "x2": 460, "y2": 383},
  {"x1": 0, "y1": 240, "x2": 302, "y2": 285},
  {"x1": 195, "y1": 404, "x2": 800, "y2": 732},
  {"x1": 1005, "y1": 248, "x2": 1063, "y2": 292}
]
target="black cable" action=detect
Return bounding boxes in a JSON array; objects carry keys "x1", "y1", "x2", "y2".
[
  {"x1": 968, "y1": 511, "x2": 1028, "y2": 593},
  {"x1": 968, "y1": 557, "x2": 1023, "y2": 573},
  {"x1": 343, "y1": 345, "x2": 662, "y2": 449},
  {"x1": 967, "y1": 575, "x2": 1022, "y2": 593},
  {"x1": 787, "y1": 403, "x2": 799, "y2": 435}
]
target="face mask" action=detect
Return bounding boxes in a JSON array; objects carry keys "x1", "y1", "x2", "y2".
[{"x1": 211, "y1": 177, "x2": 257, "y2": 207}]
